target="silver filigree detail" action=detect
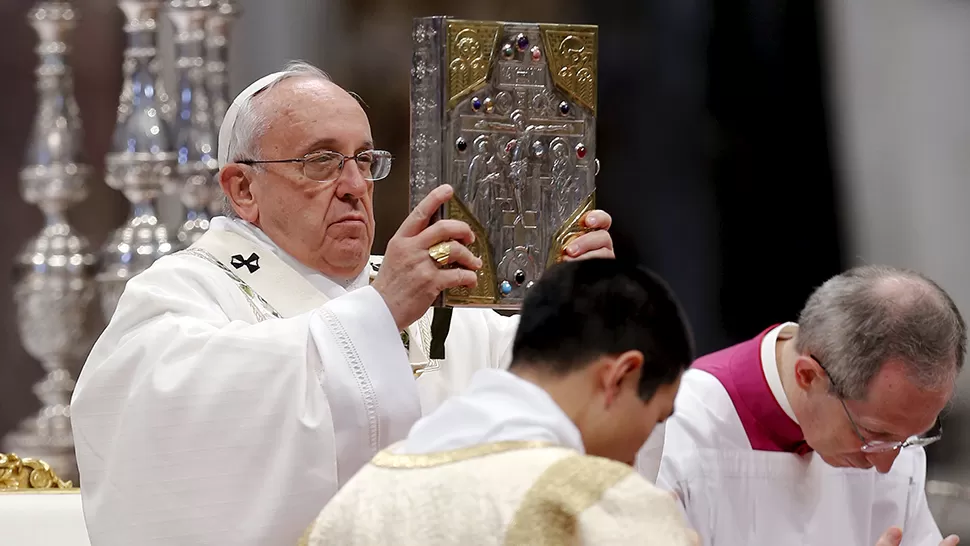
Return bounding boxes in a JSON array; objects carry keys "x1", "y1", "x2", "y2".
[
  {"x1": 98, "y1": 0, "x2": 179, "y2": 322},
  {"x1": 168, "y1": 0, "x2": 219, "y2": 246},
  {"x1": 3, "y1": 0, "x2": 98, "y2": 485}
]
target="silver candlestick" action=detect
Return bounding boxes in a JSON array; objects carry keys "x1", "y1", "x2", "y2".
[
  {"x1": 168, "y1": 0, "x2": 219, "y2": 246},
  {"x1": 98, "y1": 0, "x2": 177, "y2": 322},
  {"x1": 205, "y1": 0, "x2": 239, "y2": 129},
  {"x1": 205, "y1": 0, "x2": 239, "y2": 216},
  {"x1": 3, "y1": 0, "x2": 98, "y2": 485}
]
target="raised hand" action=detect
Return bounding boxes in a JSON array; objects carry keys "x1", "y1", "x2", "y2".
[
  {"x1": 874, "y1": 526, "x2": 959, "y2": 546},
  {"x1": 874, "y1": 527, "x2": 903, "y2": 546},
  {"x1": 560, "y1": 209, "x2": 615, "y2": 261},
  {"x1": 372, "y1": 184, "x2": 481, "y2": 330}
]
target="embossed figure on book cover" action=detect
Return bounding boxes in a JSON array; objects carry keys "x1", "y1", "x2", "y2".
[{"x1": 410, "y1": 16, "x2": 598, "y2": 309}]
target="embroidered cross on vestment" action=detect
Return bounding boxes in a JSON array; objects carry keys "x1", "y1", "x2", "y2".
[{"x1": 230, "y1": 252, "x2": 260, "y2": 273}]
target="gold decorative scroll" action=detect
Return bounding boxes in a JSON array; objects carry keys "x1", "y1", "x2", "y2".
[
  {"x1": 539, "y1": 25, "x2": 598, "y2": 115},
  {"x1": 0, "y1": 453, "x2": 73, "y2": 490},
  {"x1": 444, "y1": 196, "x2": 498, "y2": 305},
  {"x1": 446, "y1": 20, "x2": 501, "y2": 110},
  {"x1": 546, "y1": 192, "x2": 596, "y2": 269}
]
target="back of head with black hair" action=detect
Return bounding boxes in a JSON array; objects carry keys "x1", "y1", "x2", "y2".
[{"x1": 509, "y1": 258, "x2": 695, "y2": 400}]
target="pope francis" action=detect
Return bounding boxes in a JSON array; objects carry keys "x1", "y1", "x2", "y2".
[
  {"x1": 306, "y1": 259, "x2": 700, "y2": 546},
  {"x1": 69, "y1": 61, "x2": 616, "y2": 546}
]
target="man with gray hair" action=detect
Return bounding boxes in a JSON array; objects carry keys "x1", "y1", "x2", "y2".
[
  {"x1": 70, "y1": 61, "x2": 616, "y2": 545},
  {"x1": 637, "y1": 265, "x2": 965, "y2": 546}
]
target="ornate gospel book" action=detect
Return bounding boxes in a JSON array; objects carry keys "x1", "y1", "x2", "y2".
[{"x1": 409, "y1": 16, "x2": 599, "y2": 309}]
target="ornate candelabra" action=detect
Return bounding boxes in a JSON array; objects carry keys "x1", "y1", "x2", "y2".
[
  {"x1": 168, "y1": 0, "x2": 219, "y2": 246},
  {"x1": 205, "y1": 0, "x2": 239, "y2": 216},
  {"x1": 205, "y1": 0, "x2": 239, "y2": 129},
  {"x1": 98, "y1": 0, "x2": 177, "y2": 322},
  {"x1": 3, "y1": 0, "x2": 98, "y2": 484}
]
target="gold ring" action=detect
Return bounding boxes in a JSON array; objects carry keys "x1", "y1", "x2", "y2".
[{"x1": 429, "y1": 241, "x2": 451, "y2": 265}]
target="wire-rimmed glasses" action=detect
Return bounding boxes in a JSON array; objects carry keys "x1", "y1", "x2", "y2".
[
  {"x1": 236, "y1": 149, "x2": 392, "y2": 183},
  {"x1": 812, "y1": 355, "x2": 943, "y2": 454}
]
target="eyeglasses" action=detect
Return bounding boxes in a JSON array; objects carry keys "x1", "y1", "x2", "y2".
[
  {"x1": 811, "y1": 355, "x2": 943, "y2": 454},
  {"x1": 236, "y1": 149, "x2": 393, "y2": 183}
]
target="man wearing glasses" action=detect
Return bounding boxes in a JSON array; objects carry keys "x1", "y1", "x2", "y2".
[
  {"x1": 69, "y1": 61, "x2": 616, "y2": 546},
  {"x1": 637, "y1": 265, "x2": 965, "y2": 546}
]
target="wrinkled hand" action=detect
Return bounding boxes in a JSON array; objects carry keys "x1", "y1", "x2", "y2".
[
  {"x1": 874, "y1": 527, "x2": 959, "y2": 546},
  {"x1": 875, "y1": 527, "x2": 903, "y2": 546},
  {"x1": 561, "y1": 209, "x2": 615, "y2": 261},
  {"x1": 372, "y1": 184, "x2": 481, "y2": 330}
]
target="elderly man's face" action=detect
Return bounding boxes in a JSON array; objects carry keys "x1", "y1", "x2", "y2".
[
  {"x1": 802, "y1": 358, "x2": 953, "y2": 473},
  {"x1": 237, "y1": 77, "x2": 377, "y2": 279}
]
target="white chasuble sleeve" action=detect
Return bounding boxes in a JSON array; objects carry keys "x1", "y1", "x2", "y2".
[{"x1": 70, "y1": 255, "x2": 420, "y2": 546}]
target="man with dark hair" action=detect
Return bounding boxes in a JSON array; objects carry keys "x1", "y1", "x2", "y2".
[
  {"x1": 305, "y1": 259, "x2": 699, "y2": 545},
  {"x1": 638, "y1": 265, "x2": 965, "y2": 546}
]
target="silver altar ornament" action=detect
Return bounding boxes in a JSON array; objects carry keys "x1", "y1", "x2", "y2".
[
  {"x1": 2, "y1": 0, "x2": 98, "y2": 484},
  {"x1": 168, "y1": 0, "x2": 219, "y2": 246},
  {"x1": 204, "y1": 0, "x2": 240, "y2": 216},
  {"x1": 205, "y1": 0, "x2": 240, "y2": 129},
  {"x1": 98, "y1": 0, "x2": 177, "y2": 322}
]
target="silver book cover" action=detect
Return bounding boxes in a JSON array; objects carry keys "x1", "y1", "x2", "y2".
[{"x1": 410, "y1": 16, "x2": 598, "y2": 309}]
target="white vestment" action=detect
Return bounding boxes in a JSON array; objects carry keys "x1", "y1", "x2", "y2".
[
  {"x1": 70, "y1": 217, "x2": 519, "y2": 546},
  {"x1": 637, "y1": 325, "x2": 945, "y2": 546},
  {"x1": 305, "y1": 369, "x2": 698, "y2": 545}
]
